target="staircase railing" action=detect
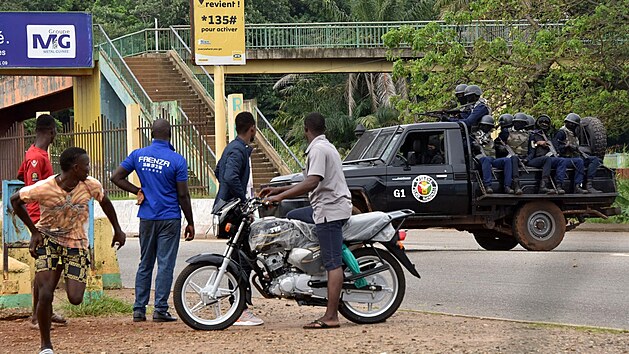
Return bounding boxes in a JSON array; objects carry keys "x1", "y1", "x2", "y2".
[
  {"x1": 94, "y1": 24, "x2": 218, "y2": 194},
  {"x1": 168, "y1": 27, "x2": 215, "y2": 97},
  {"x1": 102, "y1": 26, "x2": 304, "y2": 174},
  {"x1": 255, "y1": 107, "x2": 304, "y2": 173},
  {"x1": 94, "y1": 24, "x2": 154, "y2": 118},
  {"x1": 166, "y1": 27, "x2": 303, "y2": 173},
  {"x1": 173, "y1": 106, "x2": 218, "y2": 195}
]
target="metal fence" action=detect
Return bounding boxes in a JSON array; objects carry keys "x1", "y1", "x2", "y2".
[
  {"x1": 0, "y1": 117, "x2": 128, "y2": 198},
  {"x1": 1, "y1": 113, "x2": 216, "y2": 197},
  {"x1": 138, "y1": 108, "x2": 216, "y2": 196}
]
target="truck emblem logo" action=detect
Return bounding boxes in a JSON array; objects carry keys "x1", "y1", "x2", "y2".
[{"x1": 411, "y1": 175, "x2": 438, "y2": 203}]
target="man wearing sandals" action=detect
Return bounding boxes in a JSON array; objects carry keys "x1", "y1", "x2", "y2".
[
  {"x1": 16, "y1": 114, "x2": 67, "y2": 329},
  {"x1": 261, "y1": 112, "x2": 352, "y2": 329},
  {"x1": 11, "y1": 147, "x2": 126, "y2": 354}
]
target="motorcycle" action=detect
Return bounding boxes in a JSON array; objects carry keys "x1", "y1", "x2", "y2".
[{"x1": 173, "y1": 198, "x2": 421, "y2": 330}]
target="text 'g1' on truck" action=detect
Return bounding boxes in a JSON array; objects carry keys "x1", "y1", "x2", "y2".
[{"x1": 262, "y1": 121, "x2": 620, "y2": 251}]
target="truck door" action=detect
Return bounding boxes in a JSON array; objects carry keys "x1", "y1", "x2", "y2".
[{"x1": 386, "y1": 129, "x2": 468, "y2": 216}]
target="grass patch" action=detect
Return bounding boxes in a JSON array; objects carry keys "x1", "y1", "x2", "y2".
[{"x1": 61, "y1": 295, "x2": 133, "y2": 317}]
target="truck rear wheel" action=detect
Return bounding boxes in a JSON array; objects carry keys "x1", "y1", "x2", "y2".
[
  {"x1": 513, "y1": 201, "x2": 566, "y2": 251},
  {"x1": 472, "y1": 230, "x2": 519, "y2": 251}
]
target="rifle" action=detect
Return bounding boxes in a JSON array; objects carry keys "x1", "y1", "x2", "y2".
[
  {"x1": 579, "y1": 147, "x2": 591, "y2": 159},
  {"x1": 498, "y1": 137, "x2": 529, "y2": 173},
  {"x1": 473, "y1": 131, "x2": 493, "y2": 158},
  {"x1": 417, "y1": 103, "x2": 473, "y2": 121},
  {"x1": 540, "y1": 131, "x2": 559, "y2": 157}
]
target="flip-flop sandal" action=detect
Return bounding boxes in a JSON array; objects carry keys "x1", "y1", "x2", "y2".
[{"x1": 303, "y1": 319, "x2": 340, "y2": 329}]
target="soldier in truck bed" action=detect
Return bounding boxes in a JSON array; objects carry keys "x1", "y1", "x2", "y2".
[
  {"x1": 472, "y1": 115, "x2": 522, "y2": 195},
  {"x1": 527, "y1": 115, "x2": 577, "y2": 194},
  {"x1": 553, "y1": 113, "x2": 602, "y2": 193}
]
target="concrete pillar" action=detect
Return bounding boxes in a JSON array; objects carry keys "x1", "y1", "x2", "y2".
[
  {"x1": 92, "y1": 218, "x2": 122, "y2": 290},
  {"x1": 73, "y1": 63, "x2": 103, "y2": 168},
  {"x1": 0, "y1": 254, "x2": 32, "y2": 309},
  {"x1": 125, "y1": 103, "x2": 142, "y2": 195},
  {"x1": 227, "y1": 93, "x2": 243, "y2": 141},
  {"x1": 214, "y1": 65, "x2": 226, "y2": 159}
]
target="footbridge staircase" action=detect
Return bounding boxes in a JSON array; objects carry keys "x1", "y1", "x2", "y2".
[{"x1": 95, "y1": 26, "x2": 303, "y2": 194}]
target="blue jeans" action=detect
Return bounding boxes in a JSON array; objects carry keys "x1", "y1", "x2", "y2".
[
  {"x1": 584, "y1": 156, "x2": 601, "y2": 181},
  {"x1": 135, "y1": 219, "x2": 181, "y2": 313},
  {"x1": 286, "y1": 206, "x2": 314, "y2": 224},
  {"x1": 316, "y1": 219, "x2": 347, "y2": 271},
  {"x1": 563, "y1": 157, "x2": 585, "y2": 185},
  {"x1": 528, "y1": 156, "x2": 568, "y2": 183},
  {"x1": 479, "y1": 156, "x2": 515, "y2": 187}
]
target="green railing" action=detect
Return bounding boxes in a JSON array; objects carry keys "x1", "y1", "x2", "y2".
[
  {"x1": 168, "y1": 27, "x2": 215, "y2": 98},
  {"x1": 163, "y1": 21, "x2": 564, "y2": 50},
  {"x1": 246, "y1": 21, "x2": 564, "y2": 48},
  {"x1": 94, "y1": 24, "x2": 154, "y2": 118},
  {"x1": 255, "y1": 106, "x2": 304, "y2": 173}
]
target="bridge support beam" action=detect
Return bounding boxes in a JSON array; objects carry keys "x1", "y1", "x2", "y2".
[{"x1": 214, "y1": 66, "x2": 227, "y2": 159}]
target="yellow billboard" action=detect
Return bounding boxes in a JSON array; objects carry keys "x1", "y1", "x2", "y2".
[{"x1": 192, "y1": 0, "x2": 245, "y2": 65}]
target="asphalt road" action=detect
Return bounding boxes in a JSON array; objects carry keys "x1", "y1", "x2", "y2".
[{"x1": 116, "y1": 229, "x2": 629, "y2": 330}]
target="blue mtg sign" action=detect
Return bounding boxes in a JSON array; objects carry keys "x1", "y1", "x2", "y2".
[{"x1": 0, "y1": 12, "x2": 93, "y2": 68}]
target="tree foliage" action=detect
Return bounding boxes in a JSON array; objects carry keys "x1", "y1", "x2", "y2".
[{"x1": 384, "y1": 0, "x2": 629, "y2": 146}]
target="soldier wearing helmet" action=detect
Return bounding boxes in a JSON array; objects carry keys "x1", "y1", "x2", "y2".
[
  {"x1": 527, "y1": 115, "x2": 571, "y2": 194},
  {"x1": 553, "y1": 113, "x2": 601, "y2": 193},
  {"x1": 446, "y1": 83, "x2": 472, "y2": 120},
  {"x1": 455, "y1": 84, "x2": 468, "y2": 105},
  {"x1": 500, "y1": 113, "x2": 530, "y2": 162},
  {"x1": 451, "y1": 84, "x2": 491, "y2": 131},
  {"x1": 495, "y1": 114, "x2": 514, "y2": 152},
  {"x1": 471, "y1": 115, "x2": 522, "y2": 195}
]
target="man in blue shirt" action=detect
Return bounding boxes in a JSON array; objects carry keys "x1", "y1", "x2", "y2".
[
  {"x1": 213, "y1": 111, "x2": 263, "y2": 326},
  {"x1": 111, "y1": 119, "x2": 195, "y2": 323}
]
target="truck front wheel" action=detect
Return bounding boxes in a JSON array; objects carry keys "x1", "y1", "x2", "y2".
[
  {"x1": 513, "y1": 201, "x2": 566, "y2": 251},
  {"x1": 472, "y1": 230, "x2": 519, "y2": 251}
]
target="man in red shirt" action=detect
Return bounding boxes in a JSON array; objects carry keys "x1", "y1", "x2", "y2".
[{"x1": 16, "y1": 114, "x2": 66, "y2": 328}]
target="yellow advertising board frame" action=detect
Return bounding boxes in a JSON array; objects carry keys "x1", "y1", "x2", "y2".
[{"x1": 192, "y1": 0, "x2": 246, "y2": 65}]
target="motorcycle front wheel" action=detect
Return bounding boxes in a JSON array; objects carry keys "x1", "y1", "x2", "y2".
[
  {"x1": 173, "y1": 262, "x2": 246, "y2": 330},
  {"x1": 339, "y1": 247, "x2": 406, "y2": 324}
]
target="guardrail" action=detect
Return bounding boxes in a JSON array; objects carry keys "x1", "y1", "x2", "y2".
[
  {"x1": 94, "y1": 24, "x2": 154, "y2": 118},
  {"x1": 166, "y1": 21, "x2": 564, "y2": 50},
  {"x1": 166, "y1": 26, "x2": 304, "y2": 173},
  {"x1": 255, "y1": 106, "x2": 304, "y2": 173}
]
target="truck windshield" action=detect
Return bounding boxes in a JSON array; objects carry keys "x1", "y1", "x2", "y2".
[{"x1": 344, "y1": 127, "x2": 400, "y2": 163}]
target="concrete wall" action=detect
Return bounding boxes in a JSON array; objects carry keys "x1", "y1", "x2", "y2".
[
  {"x1": 100, "y1": 74, "x2": 126, "y2": 126},
  {"x1": 0, "y1": 196, "x2": 217, "y2": 236},
  {"x1": 94, "y1": 199, "x2": 217, "y2": 238}
]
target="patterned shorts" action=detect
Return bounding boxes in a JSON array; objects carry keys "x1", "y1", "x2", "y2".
[{"x1": 35, "y1": 237, "x2": 91, "y2": 284}]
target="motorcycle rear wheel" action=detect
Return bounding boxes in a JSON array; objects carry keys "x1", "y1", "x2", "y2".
[
  {"x1": 339, "y1": 247, "x2": 406, "y2": 324},
  {"x1": 173, "y1": 262, "x2": 246, "y2": 330}
]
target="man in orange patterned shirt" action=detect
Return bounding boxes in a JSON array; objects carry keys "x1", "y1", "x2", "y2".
[
  {"x1": 11, "y1": 147, "x2": 126, "y2": 354},
  {"x1": 16, "y1": 114, "x2": 66, "y2": 329}
]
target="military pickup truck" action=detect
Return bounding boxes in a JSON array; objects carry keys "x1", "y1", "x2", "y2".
[{"x1": 262, "y1": 121, "x2": 619, "y2": 251}]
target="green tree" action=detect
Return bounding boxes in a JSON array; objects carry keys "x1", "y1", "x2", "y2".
[{"x1": 384, "y1": 0, "x2": 629, "y2": 145}]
